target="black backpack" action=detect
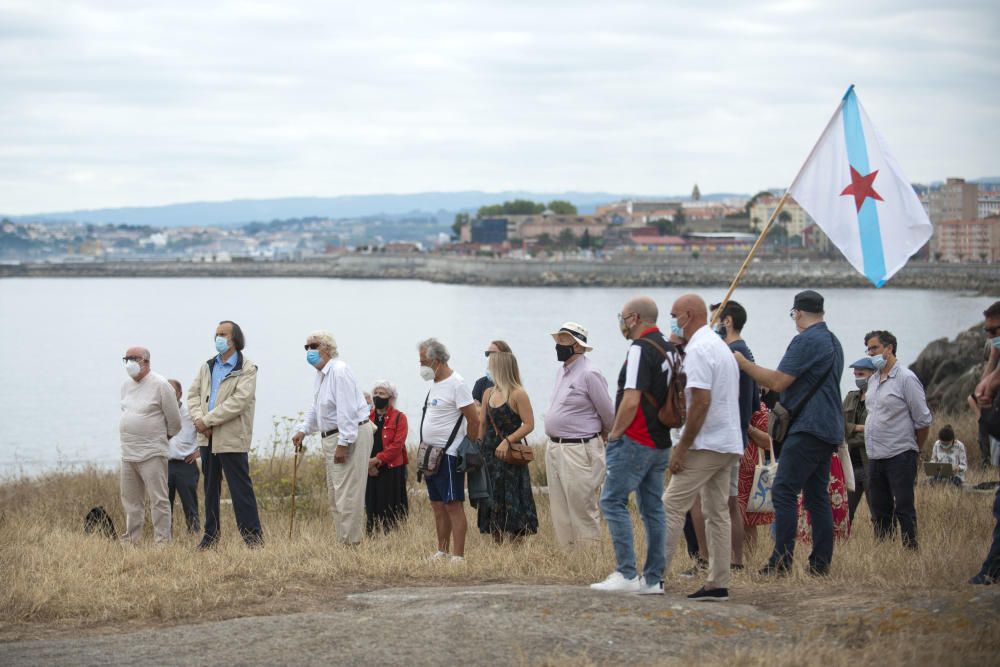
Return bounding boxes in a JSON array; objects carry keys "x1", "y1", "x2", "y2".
[{"x1": 84, "y1": 506, "x2": 117, "y2": 539}]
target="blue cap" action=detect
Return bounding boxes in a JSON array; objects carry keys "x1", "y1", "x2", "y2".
[{"x1": 849, "y1": 357, "x2": 876, "y2": 370}]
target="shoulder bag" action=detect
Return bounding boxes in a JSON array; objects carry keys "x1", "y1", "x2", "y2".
[
  {"x1": 416, "y1": 391, "x2": 464, "y2": 481},
  {"x1": 769, "y1": 334, "x2": 837, "y2": 449},
  {"x1": 485, "y1": 393, "x2": 534, "y2": 467},
  {"x1": 634, "y1": 337, "x2": 687, "y2": 429}
]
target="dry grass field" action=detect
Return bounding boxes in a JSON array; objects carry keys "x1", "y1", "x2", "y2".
[{"x1": 2, "y1": 414, "x2": 999, "y2": 665}]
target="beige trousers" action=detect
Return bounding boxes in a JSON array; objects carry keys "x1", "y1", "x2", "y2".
[
  {"x1": 662, "y1": 449, "x2": 740, "y2": 588},
  {"x1": 545, "y1": 436, "x2": 606, "y2": 549},
  {"x1": 120, "y1": 456, "x2": 171, "y2": 544},
  {"x1": 323, "y1": 422, "x2": 375, "y2": 545}
]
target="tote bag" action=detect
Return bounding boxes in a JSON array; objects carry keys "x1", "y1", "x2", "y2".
[{"x1": 747, "y1": 450, "x2": 778, "y2": 514}]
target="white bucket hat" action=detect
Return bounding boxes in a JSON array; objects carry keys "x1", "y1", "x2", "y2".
[{"x1": 549, "y1": 321, "x2": 593, "y2": 351}]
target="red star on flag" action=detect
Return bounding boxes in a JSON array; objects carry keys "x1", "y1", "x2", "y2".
[{"x1": 840, "y1": 166, "x2": 884, "y2": 212}]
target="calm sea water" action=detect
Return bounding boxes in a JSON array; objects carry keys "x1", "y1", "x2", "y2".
[{"x1": 0, "y1": 278, "x2": 988, "y2": 473}]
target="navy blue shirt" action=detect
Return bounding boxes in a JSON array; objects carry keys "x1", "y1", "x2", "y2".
[
  {"x1": 729, "y1": 339, "x2": 758, "y2": 447},
  {"x1": 777, "y1": 322, "x2": 844, "y2": 445}
]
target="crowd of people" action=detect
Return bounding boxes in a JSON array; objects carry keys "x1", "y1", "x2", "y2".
[{"x1": 116, "y1": 296, "x2": 1000, "y2": 596}]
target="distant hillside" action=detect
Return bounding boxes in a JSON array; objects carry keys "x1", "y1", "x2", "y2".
[{"x1": 7, "y1": 190, "x2": 747, "y2": 228}]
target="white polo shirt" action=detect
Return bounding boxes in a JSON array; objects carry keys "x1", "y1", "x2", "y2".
[{"x1": 680, "y1": 325, "x2": 743, "y2": 455}]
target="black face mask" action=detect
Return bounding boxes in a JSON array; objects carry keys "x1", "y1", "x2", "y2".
[
  {"x1": 373, "y1": 396, "x2": 390, "y2": 410},
  {"x1": 555, "y1": 344, "x2": 576, "y2": 362}
]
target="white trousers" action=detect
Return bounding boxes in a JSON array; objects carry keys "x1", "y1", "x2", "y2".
[
  {"x1": 545, "y1": 436, "x2": 606, "y2": 548},
  {"x1": 120, "y1": 456, "x2": 171, "y2": 544},
  {"x1": 323, "y1": 422, "x2": 375, "y2": 545}
]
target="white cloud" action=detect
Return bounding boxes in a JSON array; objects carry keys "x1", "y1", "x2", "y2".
[{"x1": 0, "y1": 0, "x2": 997, "y2": 213}]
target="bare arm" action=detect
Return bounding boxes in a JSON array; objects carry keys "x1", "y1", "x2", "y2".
[
  {"x1": 734, "y1": 352, "x2": 796, "y2": 392},
  {"x1": 461, "y1": 402, "x2": 480, "y2": 442},
  {"x1": 748, "y1": 423, "x2": 772, "y2": 451},
  {"x1": 609, "y1": 390, "x2": 640, "y2": 441},
  {"x1": 504, "y1": 388, "x2": 534, "y2": 443},
  {"x1": 478, "y1": 388, "x2": 489, "y2": 441}
]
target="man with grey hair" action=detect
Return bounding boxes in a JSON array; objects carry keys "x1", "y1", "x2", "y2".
[
  {"x1": 418, "y1": 338, "x2": 479, "y2": 561},
  {"x1": 293, "y1": 330, "x2": 374, "y2": 545},
  {"x1": 120, "y1": 346, "x2": 181, "y2": 544}
]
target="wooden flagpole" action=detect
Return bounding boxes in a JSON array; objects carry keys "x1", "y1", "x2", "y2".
[{"x1": 710, "y1": 192, "x2": 790, "y2": 326}]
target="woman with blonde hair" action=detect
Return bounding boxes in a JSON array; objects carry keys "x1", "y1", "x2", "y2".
[{"x1": 478, "y1": 342, "x2": 538, "y2": 542}]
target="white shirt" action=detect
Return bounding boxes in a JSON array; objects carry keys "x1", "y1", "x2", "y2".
[
  {"x1": 168, "y1": 403, "x2": 199, "y2": 459},
  {"x1": 296, "y1": 358, "x2": 370, "y2": 445},
  {"x1": 419, "y1": 373, "x2": 474, "y2": 456},
  {"x1": 680, "y1": 325, "x2": 743, "y2": 455}
]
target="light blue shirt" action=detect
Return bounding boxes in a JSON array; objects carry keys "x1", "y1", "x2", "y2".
[{"x1": 209, "y1": 353, "x2": 238, "y2": 410}]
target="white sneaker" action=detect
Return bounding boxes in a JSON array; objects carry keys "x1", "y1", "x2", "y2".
[
  {"x1": 636, "y1": 577, "x2": 664, "y2": 595},
  {"x1": 449, "y1": 555, "x2": 465, "y2": 563},
  {"x1": 428, "y1": 550, "x2": 449, "y2": 561},
  {"x1": 590, "y1": 571, "x2": 641, "y2": 592}
]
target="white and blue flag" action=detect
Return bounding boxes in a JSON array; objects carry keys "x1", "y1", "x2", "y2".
[{"x1": 788, "y1": 85, "x2": 933, "y2": 287}]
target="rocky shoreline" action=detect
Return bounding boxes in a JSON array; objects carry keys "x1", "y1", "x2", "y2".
[{"x1": 1, "y1": 256, "x2": 996, "y2": 292}]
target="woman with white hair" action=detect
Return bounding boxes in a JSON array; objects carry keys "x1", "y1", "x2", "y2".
[{"x1": 365, "y1": 380, "x2": 409, "y2": 533}]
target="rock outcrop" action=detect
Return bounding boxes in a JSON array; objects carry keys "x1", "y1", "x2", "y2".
[{"x1": 910, "y1": 324, "x2": 990, "y2": 413}]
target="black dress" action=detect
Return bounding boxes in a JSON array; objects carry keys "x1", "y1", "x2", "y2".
[
  {"x1": 477, "y1": 401, "x2": 538, "y2": 538},
  {"x1": 365, "y1": 413, "x2": 408, "y2": 534}
]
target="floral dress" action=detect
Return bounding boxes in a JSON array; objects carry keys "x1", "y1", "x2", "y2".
[
  {"x1": 737, "y1": 403, "x2": 775, "y2": 526},
  {"x1": 796, "y1": 450, "x2": 851, "y2": 543},
  {"x1": 477, "y1": 401, "x2": 538, "y2": 538}
]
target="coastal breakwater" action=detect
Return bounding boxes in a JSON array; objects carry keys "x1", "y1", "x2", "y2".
[{"x1": 1, "y1": 256, "x2": 996, "y2": 292}]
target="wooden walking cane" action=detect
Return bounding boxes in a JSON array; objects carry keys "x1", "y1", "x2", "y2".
[
  {"x1": 711, "y1": 192, "x2": 790, "y2": 326},
  {"x1": 288, "y1": 445, "x2": 302, "y2": 540}
]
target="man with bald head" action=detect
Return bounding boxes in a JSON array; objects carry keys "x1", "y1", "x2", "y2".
[
  {"x1": 119, "y1": 346, "x2": 182, "y2": 544},
  {"x1": 661, "y1": 294, "x2": 743, "y2": 601},
  {"x1": 592, "y1": 296, "x2": 680, "y2": 594}
]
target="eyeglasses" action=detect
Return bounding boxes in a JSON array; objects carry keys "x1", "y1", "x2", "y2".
[
  {"x1": 985, "y1": 325, "x2": 1000, "y2": 336},
  {"x1": 304, "y1": 343, "x2": 321, "y2": 350},
  {"x1": 122, "y1": 356, "x2": 146, "y2": 363},
  {"x1": 789, "y1": 309, "x2": 797, "y2": 319}
]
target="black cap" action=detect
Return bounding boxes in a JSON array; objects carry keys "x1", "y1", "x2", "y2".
[{"x1": 793, "y1": 290, "x2": 824, "y2": 313}]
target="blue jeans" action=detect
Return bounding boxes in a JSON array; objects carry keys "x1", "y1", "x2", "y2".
[
  {"x1": 977, "y1": 485, "x2": 1000, "y2": 579},
  {"x1": 768, "y1": 431, "x2": 834, "y2": 571},
  {"x1": 599, "y1": 435, "x2": 671, "y2": 584}
]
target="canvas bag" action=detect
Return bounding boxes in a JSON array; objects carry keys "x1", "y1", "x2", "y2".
[{"x1": 746, "y1": 449, "x2": 778, "y2": 514}]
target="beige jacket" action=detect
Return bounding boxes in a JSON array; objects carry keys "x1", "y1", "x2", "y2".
[{"x1": 187, "y1": 352, "x2": 257, "y2": 454}]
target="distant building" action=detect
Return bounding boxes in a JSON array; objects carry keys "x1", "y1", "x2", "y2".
[
  {"x1": 749, "y1": 195, "x2": 814, "y2": 238},
  {"x1": 596, "y1": 200, "x2": 682, "y2": 227},
  {"x1": 928, "y1": 178, "x2": 978, "y2": 224},
  {"x1": 933, "y1": 218, "x2": 1000, "y2": 263},
  {"x1": 470, "y1": 218, "x2": 508, "y2": 244},
  {"x1": 979, "y1": 193, "x2": 1000, "y2": 220}
]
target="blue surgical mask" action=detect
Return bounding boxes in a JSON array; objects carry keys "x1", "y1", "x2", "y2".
[
  {"x1": 215, "y1": 336, "x2": 229, "y2": 354},
  {"x1": 485, "y1": 368, "x2": 494, "y2": 382},
  {"x1": 992, "y1": 337, "x2": 1000, "y2": 350},
  {"x1": 870, "y1": 354, "x2": 886, "y2": 370},
  {"x1": 670, "y1": 317, "x2": 684, "y2": 338},
  {"x1": 306, "y1": 349, "x2": 321, "y2": 365}
]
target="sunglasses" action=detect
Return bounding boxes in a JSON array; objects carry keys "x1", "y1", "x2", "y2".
[
  {"x1": 122, "y1": 356, "x2": 145, "y2": 363},
  {"x1": 985, "y1": 325, "x2": 1000, "y2": 336},
  {"x1": 304, "y1": 343, "x2": 321, "y2": 350},
  {"x1": 484, "y1": 350, "x2": 494, "y2": 358}
]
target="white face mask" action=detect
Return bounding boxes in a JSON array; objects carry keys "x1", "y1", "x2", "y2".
[
  {"x1": 419, "y1": 364, "x2": 435, "y2": 382},
  {"x1": 125, "y1": 360, "x2": 142, "y2": 378}
]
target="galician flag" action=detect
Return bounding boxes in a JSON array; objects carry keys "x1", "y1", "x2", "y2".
[{"x1": 788, "y1": 85, "x2": 933, "y2": 287}]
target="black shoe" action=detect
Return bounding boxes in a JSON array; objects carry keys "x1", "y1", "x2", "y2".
[
  {"x1": 731, "y1": 564, "x2": 745, "y2": 572},
  {"x1": 688, "y1": 586, "x2": 729, "y2": 601},
  {"x1": 969, "y1": 573, "x2": 995, "y2": 585},
  {"x1": 758, "y1": 562, "x2": 789, "y2": 578},
  {"x1": 196, "y1": 538, "x2": 218, "y2": 551}
]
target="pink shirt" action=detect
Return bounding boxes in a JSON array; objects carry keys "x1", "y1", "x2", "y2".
[{"x1": 545, "y1": 356, "x2": 615, "y2": 439}]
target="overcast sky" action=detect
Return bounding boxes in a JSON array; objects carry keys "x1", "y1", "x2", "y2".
[{"x1": 1, "y1": 0, "x2": 997, "y2": 214}]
